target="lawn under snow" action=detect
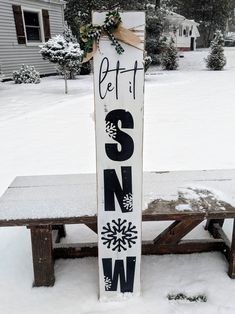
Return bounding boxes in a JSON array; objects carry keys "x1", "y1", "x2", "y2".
[{"x1": 0, "y1": 48, "x2": 235, "y2": 313}]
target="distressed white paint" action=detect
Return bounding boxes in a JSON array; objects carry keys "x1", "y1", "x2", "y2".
[{"x1": 93, "y1": 11, "x2": 145, "y2": 301}]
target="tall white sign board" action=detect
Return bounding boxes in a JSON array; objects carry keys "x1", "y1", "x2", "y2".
[{"x1": 93, "y1": 11, "x2": 145, "y2": 301}]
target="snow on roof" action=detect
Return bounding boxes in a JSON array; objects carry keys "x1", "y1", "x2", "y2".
[
  {"x1": 40, "y1": 0, "x2": 65, "y2": 4},
  {"x1": 165, "y1": 11, "x2": 199, "y2": 27}
]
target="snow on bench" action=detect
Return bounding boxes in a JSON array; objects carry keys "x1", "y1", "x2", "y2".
[{"x1": 0, "y1": 170, "x2": 235, "y2": 225}]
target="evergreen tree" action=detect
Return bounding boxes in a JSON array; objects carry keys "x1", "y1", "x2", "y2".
[
  {"x1": 205, "y1": 30, "x2": 226, "y2": 70},
  {"x1": 55, "y1": 24, "x2": 82, "y2": 79},
  {"x1": 161, "y1": 38, "x2": 179, "y2": 70},
  {"x1": 40, "y1": 34, "x2": 83, "y2": 93},
  {"x1": 64, "y1": 0, "x2": 120, "y2": 39},
  {"x1": 145, "y1": 3, "x2": 168, "y2": 65}
]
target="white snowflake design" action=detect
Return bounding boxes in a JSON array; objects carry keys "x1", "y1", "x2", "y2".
[
  {"x1": 123, "y1": 193, "x2": 133, "y2": 212},
  {"x1": 101, "y1": 219, "x2": 138, "y2": 252},
  {"x1": 104, "y1": 276, "x2": 112, "y2": 290},
  {"x1": 105, "y1": 121, "x2": 117, "y2": 139}
]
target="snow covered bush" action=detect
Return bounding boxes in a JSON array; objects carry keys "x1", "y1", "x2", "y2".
[
  {"x1": 205, "y1": 30, "x2": 226, "y2": 71},
  {"x1": 144, "y1": 55, "x2": 152, "y2": 72},
  {"x1": 13, "y1": 65, "x2": 40, "y2": 84},
  {"x1": 56, "y1": 24, "x2": 82, "y2": 79},
  {"x1": 161, "y1": 38, "x2": 179, "y2": 70},
  {"x1": 40, "y1": 32, "x2": 83, "y2": 93}
]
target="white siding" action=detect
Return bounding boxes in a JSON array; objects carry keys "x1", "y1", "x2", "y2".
[{"x1": 0, "y1": 0, "x2": 64, "y2": 78}]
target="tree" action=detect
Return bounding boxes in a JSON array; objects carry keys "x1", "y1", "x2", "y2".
[
  {"x1": 65, "y1": 0, "x2": 122, "y2": 75},
  {"x1": 55, "y1": 24, "x2": 82, "y2": 79},
  {"x1": 64, "y1": 0, "x2": 119, "y2": 39},
  {"x1": 161, "y1": 38, "x2": 179, "y2": 70},
  {"x1": 205, "y1": 30, "x2": 226, "y2": 70},
  {"x1": 145, "y1": 3, "x2": 169, "y2": 65},
  {"x1": 40, "y1": 35, "x2": 83, "y2": 93}
]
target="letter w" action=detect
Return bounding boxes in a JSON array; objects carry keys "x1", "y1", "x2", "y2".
[{"x1": 102, "y1": 257, "x2": 136, "y2": 293}]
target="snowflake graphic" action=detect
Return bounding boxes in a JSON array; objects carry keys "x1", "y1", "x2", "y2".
[
  {"x1": 101, "y1": 218, "x2": 138, "y2": 252},
  {"x1": 105, "y1": 121, "x2": 117, "y2": 139},
  {"x1": 104, "y1": 276, "x2": 112, "y2": 290},
  {"x1": 123, "y1": 193, "x2": 133, "y2": 212}
]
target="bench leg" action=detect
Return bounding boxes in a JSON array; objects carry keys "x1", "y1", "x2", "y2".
[
  {"x1": 52, "y1": 225, "x2": 66, "y2": 243},
  {"x1": 30, "y1": 225, "x2": 55, "y2": 287},
  {"x1": 205, "y1": 219, "x2": 224, "y2": 231},
  {"x1": 229, "y1": 219, "x2": 235, "y2": 279}
]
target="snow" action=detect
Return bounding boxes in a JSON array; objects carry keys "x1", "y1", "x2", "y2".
[
  {"x1": 0, "y1": 48, "x2": 235, "y2": 313},
  {"x1": 175, "y1": 204, "x2": 192, "y2": 211}
]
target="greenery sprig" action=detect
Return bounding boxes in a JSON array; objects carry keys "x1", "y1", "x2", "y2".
[{"x1": 80, "y1": 9, "x2": 124, "y2": 58}]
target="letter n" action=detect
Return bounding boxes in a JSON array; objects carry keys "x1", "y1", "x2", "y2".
[
  {"x1": 102, "y1": 257, "x2": 136, "y2": 293},
  {"x1": 104, "y1": 166, "x2": 132, "y2": 212}
]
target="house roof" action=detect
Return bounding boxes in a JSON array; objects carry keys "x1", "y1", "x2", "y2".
[
  {"x1": 40, "y1": 0, "x2": 65, "y2": 4},
  {"x1": 165, "y1": 11, "x2": 199, "y2": 27}
]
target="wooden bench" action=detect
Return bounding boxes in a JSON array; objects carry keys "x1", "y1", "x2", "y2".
[{"x1": 1, "y1": 170, "x2": 235, "y2": 287}]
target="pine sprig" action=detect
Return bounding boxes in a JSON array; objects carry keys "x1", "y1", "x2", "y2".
[{"x1": 80, "y1": 9, "x2": 124, "y2": 59}]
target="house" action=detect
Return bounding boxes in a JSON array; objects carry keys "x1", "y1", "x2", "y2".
[
  {"x1": 0, "y1": 0, "x2": 65, "y2": 80},
  {"x1": 163, "y1": 11, "x2": 200, "y2": 51}
]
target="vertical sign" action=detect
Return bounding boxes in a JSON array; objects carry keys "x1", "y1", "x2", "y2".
[{"x1": 93, "y1": 11, "x2": 145, "y2": 300}]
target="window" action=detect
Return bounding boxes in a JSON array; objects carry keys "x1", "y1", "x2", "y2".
[
  {"x1": 189, "y1": 26, "x2": 193, "y2": 37},
  {"x1": 179, "y1": 25, "x2": 183, "y2": 37},
  {"x1": 23, "y1": 10, "x2": 44, "y2": 43},
  {"x1": 12, "y1": 5, "x2": 50, "y2": 45},
  {"x1": 185, "y1": 26, "x2": 189, "y2": 37},
  {"x1": 183, "y1": 26, "x2": 189, "y2": 37}
]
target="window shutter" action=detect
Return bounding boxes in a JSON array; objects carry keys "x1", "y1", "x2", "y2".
[
  {"x1": 12, "y1": 5, "x2": 26, "y2": 44},
  {"x1": 42, "y1": 9, "x2": 51, "y2": 42}
]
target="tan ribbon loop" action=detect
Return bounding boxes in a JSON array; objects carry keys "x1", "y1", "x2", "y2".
[
  {"x1": 82, "y1": 24, "x2": 143, "y2": 63},
  {"x1": 113, "y1": 24, "x2": 142, "y2": 50}
]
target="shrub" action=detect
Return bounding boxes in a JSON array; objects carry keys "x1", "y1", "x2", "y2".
[
  {"x1": 161, "y1": 38, "x2": 179, "y2": 70},
  {"x1": 144, "y1": 55, "x2": 152, "y2": 72},
  {"x1": 13, "y1": 65, "x2": 40, "y2": 84},
  {"x1": 56, "y1": 24, "x2": 82, "y2": 79},
  {"x1": 205, "y1": 30, "x2": 227, "y2": 70}
]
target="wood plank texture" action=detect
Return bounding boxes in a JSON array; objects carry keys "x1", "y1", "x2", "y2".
[
  {"x1": 53, "y1": 239, "x2": 226, "y2": 259},
  {"x1": 229, "y1": 219, "x2": 235, "y2": 278},
  {"x1": 153, "y1": 219, "x2": 203, "y2": 245},
  {"x1": 30, "y1": 226, "x2": 55, "y2": 287}
]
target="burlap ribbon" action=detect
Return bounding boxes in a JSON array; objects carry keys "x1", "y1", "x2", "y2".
[{"x1": 82, "y1": 24, "x2": 143, "y2": 63}]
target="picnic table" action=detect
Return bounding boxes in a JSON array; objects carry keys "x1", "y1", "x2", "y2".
[{"x1": 1, "y1": 169, "x2": 235, "y2": 287}]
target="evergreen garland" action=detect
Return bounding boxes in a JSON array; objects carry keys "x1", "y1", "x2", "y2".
[{"x1": 80, "y1": 9, "x2": 124, "y2": 58}]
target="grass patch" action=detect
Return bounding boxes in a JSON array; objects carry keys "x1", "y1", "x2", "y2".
[{"x1": 167, "y1": 293, "x2": 207, "y2": 303}]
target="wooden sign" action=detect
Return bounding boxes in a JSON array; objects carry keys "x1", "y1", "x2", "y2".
[{"x1": 93, "y1": 11, "x2": 145, "y2": 300}]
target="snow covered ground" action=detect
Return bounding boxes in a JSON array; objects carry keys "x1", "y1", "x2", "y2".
[{"x1": 0, "y1": 48, "x2": 235, "y2": 313}]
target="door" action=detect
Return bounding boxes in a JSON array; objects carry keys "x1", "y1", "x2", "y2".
[{"x1": 190, "y1": 37, "x2": 195, "y2": 50}]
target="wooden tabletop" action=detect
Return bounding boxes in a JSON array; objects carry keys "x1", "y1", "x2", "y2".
[{"x1": 1, "y1": 169, "x2": 235, "y2": 226}]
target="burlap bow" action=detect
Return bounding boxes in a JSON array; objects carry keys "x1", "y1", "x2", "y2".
[{"x1": 82, "y1": 24, "x2": 143, "y2": 63}]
